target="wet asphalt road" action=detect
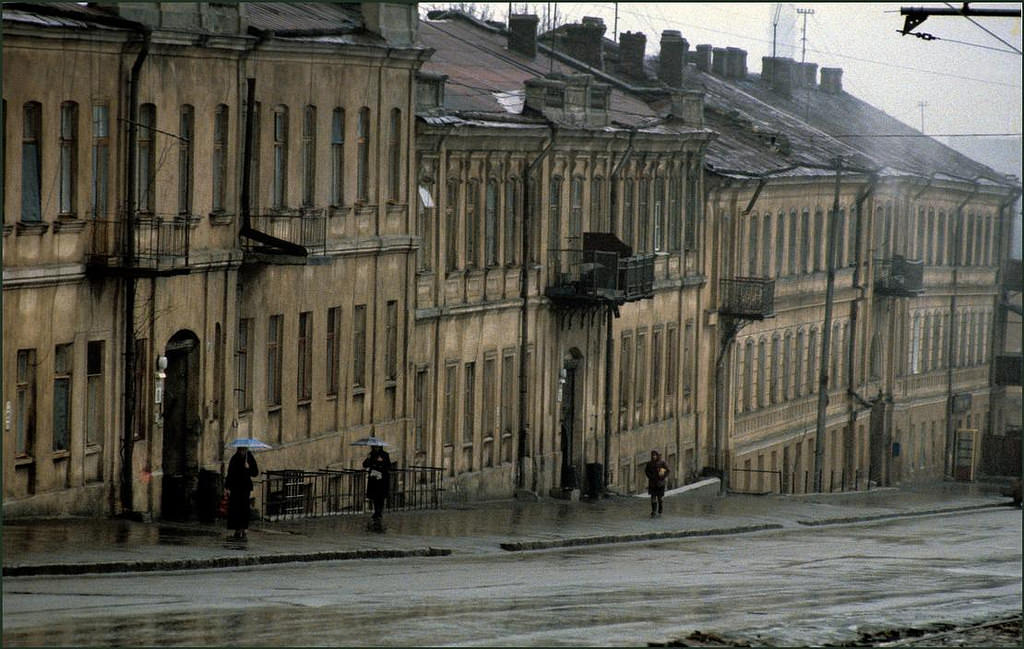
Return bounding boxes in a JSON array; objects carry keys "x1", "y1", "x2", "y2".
[{"x1": 3, "y1": 508, "x2": 1019, "y2": 646}]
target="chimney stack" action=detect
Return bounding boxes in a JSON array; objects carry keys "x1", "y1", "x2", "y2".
[
  {"x1": 658, "y1": 31, "x2": 687, "y2": 87},
  {"x1": 694, "y1": 44, "x2": 712, "y2": 73},
  {"x1": 712, "y1": 47, "x2": 728, "y2": 76},
  {"x1": 799, "y1": 62, "x2": 817, "y2": 88},
  {"x1": 619, "y1": 31, "x2": 647, "y2": 80},
  {"x1": 820, "y1": 67, "x2": 843, "y2": 94},
  {"x1": 508, "y1": 13, "x2": 539, "y2": 58},
  {"x1": 565, "y1": 17, "x2": 606, "y2": 70},
  {"x1": 670, "y1": 90, "x2": 705, "y2": 127}
]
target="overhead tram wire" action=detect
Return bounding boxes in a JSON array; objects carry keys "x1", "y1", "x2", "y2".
[{"x1": 943, "y1": 1, "x2": 1023, "y2": 55}]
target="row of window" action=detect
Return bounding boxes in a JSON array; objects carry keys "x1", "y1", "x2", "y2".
[
  {"x1": 905, "y1": 309, "x2": 992, "y2": 376},
  {"x1": 234, "y1": 302, "x2": 399, "y2": 413},
  {"x1": 874, "y1": 203, "x2": 997, "y2": 267},
  {"x1": 8, "y1": 99, "x2": 402, "y2": 224},
  {"x1": 617, "y1": 321, "x2": 697, "y2": 430},
  {"x1": 14, "y1": 341, "x2": 105, "y2": 459}
]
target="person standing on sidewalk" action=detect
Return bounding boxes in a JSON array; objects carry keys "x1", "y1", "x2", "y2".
[
  {"x1": 645, "y1": 450, "x2": 670, "y2": 517},
  {"x1": 363, "y1": 445, "x2": 392, "y2": 530},
  {"x1": 225, "y1": 446, "x2": 259, "y2": 539}
]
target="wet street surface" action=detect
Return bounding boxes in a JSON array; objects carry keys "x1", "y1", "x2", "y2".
[{"x1": 3, "y1": 507, "x2": 1019, "y2": 646}]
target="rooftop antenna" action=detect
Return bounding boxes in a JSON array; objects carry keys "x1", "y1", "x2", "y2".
[
  {"x1": 797, "y1": 7, "x2": 815, "y2": 63},
  {"x1": 918, "y1": 101, "x2": 928, "y2": 133},
  {"x1": 772, "y1": 3, "x2": 782, "y2": 59},
  {"x1": 614, "y1": 2, "x2": 619, "y2": 42}
]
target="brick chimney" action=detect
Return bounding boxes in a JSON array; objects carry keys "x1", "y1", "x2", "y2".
[
  {"x1": 693, "y1": 44, "x2": 712, "y2": 73},
  {"x1": 658, "y1": 30, "x2": 688, "y2": 87},
  {"x1": 508, "y1": 13, "x2": 539, "y2": 58},
  {"x1": 619, "y1": 31, "x2": 647, "y2": 80},
  {"x1": 799, "y1": 62, "x2": 817, "y2": 88},
  {"x1": 762, "y1": 56, "x2": 796, "y2": 96},
  {"x1": 362, "y1": 2, "x2": 418, "y2": 47},
  {"x1": 726, "y1": 47, "x2": 747, "y2": 80},
  {"x1": 565, "y1": 17, "x2": 606, "y2": 70},
  {"x1": 670, "y1": 90, "x2": 705, "y2": 127},
  {"x1": 712, "y1": 47, "x2": 728, "y2": 76},
  {"x1": 820, "y1": 67, "x2": 843, "y2": 94}
]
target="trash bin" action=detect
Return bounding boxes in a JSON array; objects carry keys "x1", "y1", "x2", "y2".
[
  {"x1": 585, "y1": 463, "x2": 603, "y2": 497},
  {"x1": 197, "y1": 469, "x2": 223, "y2": 523}
]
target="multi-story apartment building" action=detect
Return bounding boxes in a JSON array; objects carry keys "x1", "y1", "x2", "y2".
[{"x1": 3, "y1": 2, "x2": 426, "y2": 518}]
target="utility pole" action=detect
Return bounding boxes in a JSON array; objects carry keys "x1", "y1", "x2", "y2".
[
  {"x1": 772, "y1": 3, "x2": 782, "y2": 59},
  {"x1": 814, "y1": 155, "x2": 842, "y2": 492},
  {"x1": 797, "y1": 8, "x2": 815, "y2": 63},
  {"x1": 613, "y1": 2, "x2": 619, "y2": 42},
  {"x1": 917, "y1": 101, "x2": 928, "y2": 134}
]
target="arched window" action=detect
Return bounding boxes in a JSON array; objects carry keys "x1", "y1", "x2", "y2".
[
  {"x1": 548, "y1": 175, "x2": 562, "y2": 257},
  {"x1": 178, "y1": 105, "x2": 194, "y2": 216},
  {"x1": 748, "y1": 212, "x2": 759, "y2": 276},
  {"x1": 776, "y1": 209, "x2": 786, "y2": 277},
  {"x1": 356, "y1": 107, "x2": 370, "y2": 202},
  {"x1": 762, "y1": 212, "x2": 772, "y2": 277},
  {"x1": 570, "y1": 176, "x2": 583, "y2": 245},
  {"x1": 301, "y1": 104, "x2": 316, "y2": 208},
  {"x1": 788, "y1": 209, "x2": 798, "y2": 276},
  {"x1": 213, "y1": 104, "x2": 229, "y2": 212},
  {"x1": 59, "y1": 101, "x2": 78, "y2": 216},
  {"x1": 272, "y1": 105, "x2": 289, "y2": 209},
  {"x1": 653, "y1": 176, "x2": 665, "y2": 251},
  {"x1": 807, "y1": 328, "x2": 818, "y2": 393},
  {"x1": 936, "y1": 210, "x2": 946, "y2": 265},
  {"x1": 91, "y1": 103, "x2": 110, "y2": 218},
  {"x1": 783, "y1": 332, "x2": 793, "y2": 401},
  {"x1": 138, "y1": 103, "x2": 156, "y2": 213},
  {"x1": 742, "y1": 339, "x2": 754, "y2": 412},
  {"x1": 813, "y1": 208, "x2": 824, "y2": 271},
  {"x1": 794, "y1": 329, "x2": 805, "y2": 397},
  {"x1": 485, "y1": 179, "x2": 498, "y2": 266},
  {"x1": 22, "y1": 101, "x2": 42, "y2": 222},
  {"x1": 331, "y1": 108, "x2": 345, "y2": 207},
  {"x1": 621, "y1": 178, "x2": 634, "y2": 251},
  {"x1": 445, "y1": 180, "x2": 459, "y2": 272},
  {"x1": 505, "y1": 179, "x2": 520, "y2": 265},
  {"x1": 388, "y1": 107, "x2": 401, "y2": 201},
  {"x1": 757, "y1": 338, "x2": 767, "y2": 408},
  {"x1": 869, "y1": 332, "x2": 881, "y2": 380},
  {"x1": 770, "y1": 335, "x2": 781, "y2": 403},
  {"x1": 465, "y1": 180, "x2": 479, "y2": 268}
]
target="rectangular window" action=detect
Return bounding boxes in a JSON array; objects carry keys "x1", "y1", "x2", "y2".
[
  {"x1": 666, "y1": 324, "x2": 678, "y2": 415},
  {"x1": 247, "y1": 101, "x2": 261, "y2": 214},
  {"x1": 235, "y1": 318, "x2": 253, "y2": 411},
  {"x1": 138, "y1": 104, "x2": 156, "y2": 213},
  {"x1": 485, "y1": 181, "x2": 499, "y2": 266},
  {"x1": 669, "y1": 175, "x2": 682, "y2": 251},
  {"x1": 619, "y1": 333, "x2": 632, "y2": 430},
  {"x1": 178, "y1": 105, "x2": 194, "y2": 216},
  {"x1": 272, "y1": 106, "x2": 288, "y2": 209},
  {"x1": 591, "y1": 177, "x2": 605, "y2": 232},
  {"x1": 53, "y1": 344, "x2": 72, "y2": 452},
  {"x1": 59, "y1": 102, "x2": 78, "y2": 215},
  {"x1": 213, "y1": 104, "x2": 229, "y2": 213},
  {"x1": 444, "y1": 363, "x2": 457, "y2": 446},
  {"x1": 22, "y1": 102, "x2": 42, "y2": 222},
  {"x1": 133, "y1": 339, "x2": 148, "y2": 440},
  {"x1": 331, "y1": 108, "x2": 345, "y2": 206},
  {"x1": 388, "y1": 108, "x2": 401, "y2": 201},
  {"x1": 548, "y1": 177, "x2": 562, "y2": 255},
  {"x1": 635, "y1": 330, "x2": 647, "y2": 425},
  {"x1": 483, "y1": 356, "x2": 496, "y2": 446},
  {"x1": 622, "y1": 179, "x2": 634, "y2": 250},
  {"x1": 326, "y1": 307, "x2": 340, "y2": 396},
  {"x1": 297, "y1": 311, "x2": 312, "y2": 402},
  {"x1": 267, "y1": 315, "x2": 283, "y2": 407},
  {"x1": 385, "y1": 300, "x2": 398, "y2": 381},
  {"x1": 446, "y1": 181, "x2": 459, "y2": 271},
  {"x1": 356, "y1": 107, "x2": 370, "y2": 202},
  {"x1": 801, "y1": 209, "x2": 812, "y2": 273},
  {"x1": 505, "y1": 180, "x2": 519, "y2": 265},
  {"x1": 16, "y1": 349, "x2": 36, "y2": 457},
  {"x1": 653, "y1": 177, "x2": 665, "y2": 252},
  {"x1": 91, "y1": 104, "x2": 110, "y2": 218},
  {"x1": 414, "y1": 368, "x2": 429, "y2": 452},
  {"x1": 638, "y1": 179, "x2": 649, "y2": 253},
  {"x1": 86, "y1": 341, "x2": 104, "y2": 447},
  {"x1": 463, "y1": 362, "x2": 476, "y2": 444},
  {"x1": 500, "y1": 352, "x2": 516, "y2": 463},
  {"x1": 570, "y1": 177, "x2": 583, "y2": 244},
  {"x1": 788, "y1": 209, "x2": 798, "y2": 275},
  {"x1": 465, "y1": 182, "x2": 478, "y2": 268},
  {"x1": 302, "y1": 105, "x2": 316, "y2": 208},
  {"x1": 418, "y1": 176, "x2": 434, "y2": 271},
  {"x1": 651, "y1": 328, "x2": 663, "y2": 419},
  {"x1": 685, "y1": 167, "x2": 698, "y2": 250},
  {"x1": 353, "y1": 305, "x2": 367, "y2": 388},
  {"x1": 683, "y1": 320, "x2": 694, "y2": 410}
]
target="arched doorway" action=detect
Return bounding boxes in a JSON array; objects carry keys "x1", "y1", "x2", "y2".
[
  {"x1": 161, "y1": 330, "x2": 201, "y2": 520},
  {"x1": 559, "y1": 350, "x2": 583, "y2": 491}
]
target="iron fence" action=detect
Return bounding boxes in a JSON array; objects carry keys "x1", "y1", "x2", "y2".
[
  {"x1": 546, "y1": 249, "x2": 654, "y2": 301},
  {"x1": 247, "y1": 208, "x2": 326, "y2": 254},
  {"x1": 720, "y1": 277, "x2": 775, "y2": 318},
  {"x1": 89, "y1": 216, "x2": 191, "y2": 269},
  {"x1": 874, "y1": 255, "x2": 924, "y2": 295},
  {"x1": 259, "y1": 465, "x2": 444, "y2": 522},
  {"x1": 731, "y1": 467, "x2": 872, "y2": 495}
]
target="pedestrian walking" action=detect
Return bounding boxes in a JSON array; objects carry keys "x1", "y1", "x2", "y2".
[
  {"x1": 645, "y1": 449, "x2": 670, "y2": 517},
  {"x1": 225, "y1": 445, "x2": 259, "y2": 539},
  {"x1": 363, "y1": 444, "x2": 392, "y2": 530}
]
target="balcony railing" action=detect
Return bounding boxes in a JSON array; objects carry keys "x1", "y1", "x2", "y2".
[
  {"x1": 88, "y1": 215, "x2": 191, "y2": 273},
  {"x1": 874, "y1": 255, "x2": 924, "y2": 296},
  {"x1": 244, "y1": 208, "x2": 326, "y2": 255},
  {"x1": 546, "y1": 249, "x2": 654, "y2": 304},
  {"x1": 720, "y1": 277, "x2": 775, "y2": 319}
]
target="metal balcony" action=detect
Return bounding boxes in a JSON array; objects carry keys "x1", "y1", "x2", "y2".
[
  {"x1": 87, "y1": 215, "x2": 191, "y2": 276},
  {"x1": 242, "y1": 208, "x2": 327, "y2": 258},
  {"x1": 719, "y1": 277, "x2": 775, "y2": 319},
  {"x1": 995, "y1": 353, "x2": 1022, "y2": 386},
  {"x1": 874, "y1": 255, "x2": 924, "y2": 296},
  {"x1": 545, "y1": 234, "x2": 655, "y2": 306}
]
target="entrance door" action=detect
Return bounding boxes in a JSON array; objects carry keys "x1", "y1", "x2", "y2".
[
  {"x1": 559, "y1": 357, "x2": 579, "y2": 490},
  {"x1": 161, "y1": 331, "x2": 201, "y2": 520}
]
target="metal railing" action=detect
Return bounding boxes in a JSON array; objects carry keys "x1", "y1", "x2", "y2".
[
  {"x1": 259, "y1": 465, "x2": 444, "y2": 521},
  {"x1": 89, "y1": 215, "x2": 191, "y2": 269},
  {"x1": 730, "y1": 467, "x2": 872, "y2": 495},
  {"x1": 246, "y1": 208, "x2": 326, "y2": 254},
  {"x1": 874, "y1": 255, "x2": 924, "y2": 296},
  {"x1": 546, "y1": 249, "x2": 655, "y2": 302},
  {"x1": 729, "y1": 468, "x2": 781, "y2": 495},
  {"x1": 720, "y1": 277, "x2": 775, "y2": 318}
]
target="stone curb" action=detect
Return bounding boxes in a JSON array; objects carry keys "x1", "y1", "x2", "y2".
[
  {"x1": 499, "y1": 523, "x2": 785, "y2": 551},
  {"x1": 3, "y1": 547, "x2": 452, "y2": 577},
  {"x1": 795, "y1": 502, "x2": 1008, "y2": 527}
]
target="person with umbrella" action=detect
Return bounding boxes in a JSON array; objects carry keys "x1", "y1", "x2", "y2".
[
  {"x1": 225, "y1": 440, "x2": 262, "y2": 539},
  {"x1": 360, "y1": 440, "x2": 392, "y2": 531}
]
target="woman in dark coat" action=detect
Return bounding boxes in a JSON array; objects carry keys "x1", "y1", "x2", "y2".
[
  {"x1": 645, "y1": 449, "x2": 670, "y2": 517},
  {"x1": 362, "y1": 445, "x2": 391, "y2": 527},
  {"x1": 225, "y1": 446, "x2": 259, "y2": 539}
]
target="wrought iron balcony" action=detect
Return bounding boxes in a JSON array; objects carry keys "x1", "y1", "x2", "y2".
[
  {"x1": 242, "y1": 208, "x2": 327, "y2": 257},
  {"x1": 87, "y1": 215, "x2": 191, "y2": 275},
  {"x1": 719, "y1": 277, "x2": 775, "y2": 319},
  {"x1": 995, "y1": 353, "x2": 1022, "y2": 386},
  {"x1": 874, "y1": 255, "x2": 924, "y2": 296},
  {"x1": 545, "y1": 235, "x2": 655, "y2": 306}
]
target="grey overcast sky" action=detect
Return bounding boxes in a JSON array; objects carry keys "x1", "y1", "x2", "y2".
[{"x1": 451, "y1": 3, "x2": 1022, "y2": 139}]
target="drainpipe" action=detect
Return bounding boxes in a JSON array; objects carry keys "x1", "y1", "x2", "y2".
[
  {"x1": 119, "y1": 29, "x2": 151, "y2": 517},
  {"x1": 945, "y1": 180, "x2": 980, "y2": 477},
  {"x1": 517, "y1": 127, "x2": 556, "y2": 492}
]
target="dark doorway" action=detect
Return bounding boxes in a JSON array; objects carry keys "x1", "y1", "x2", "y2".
[
  {"x1": 559, "y1": 355, "x2": 580, "y2": 490},
  {"x1": 161, "y1": 330, "x2": 201, "y2": 521}
]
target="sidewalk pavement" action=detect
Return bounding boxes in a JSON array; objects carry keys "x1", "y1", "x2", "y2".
[{"x1": 3, "y1": 480, "x2": 1015, "y2": 577}]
